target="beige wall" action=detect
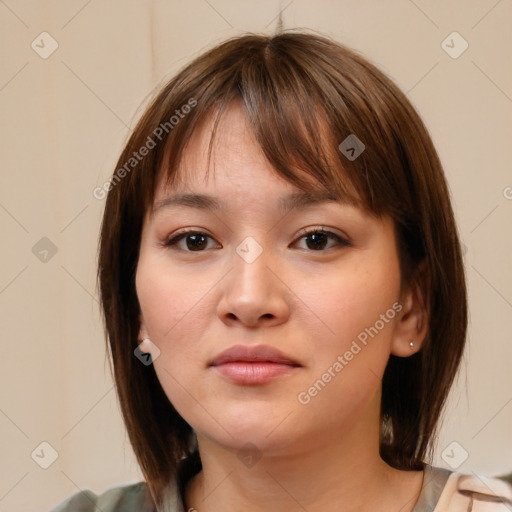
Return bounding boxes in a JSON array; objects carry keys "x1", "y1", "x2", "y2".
[{"x1": 0, "y1": 1, "x2": 511, "y2": 510}]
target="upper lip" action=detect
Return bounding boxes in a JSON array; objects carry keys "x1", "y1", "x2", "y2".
[{"x1": 209, "y1": 344, "x2": 301, "y2": 367}]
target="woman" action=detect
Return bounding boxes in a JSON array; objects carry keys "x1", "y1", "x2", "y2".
[{"x1": 50, "y1": 30, "x2": 512, "y2": 512}]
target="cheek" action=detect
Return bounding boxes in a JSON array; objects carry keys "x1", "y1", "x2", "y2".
[
  {"x1": 135, "y1": 247, "x2": 226, "y2": 375},
  {"x1": 297, "y1": 253, "x2": 401, "y2": 352},
  {"x1": 292, "y1": 261, "x2": 401, "y2": 423},
  {"x1": 136, "y1": 255, "x2": 216, "y2": 418},
  {"x1": 136, "y1": 251, "x2": 214, "y2": 341}
]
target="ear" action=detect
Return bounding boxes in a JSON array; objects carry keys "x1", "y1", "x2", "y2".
[
  {"x1": 391, "y1": 263, "x2": 429, "y2": 357},
  {"x1": 138, "y1": 313, "x2": 149, "y2": 342},
  {"x1": 137, "y1": 314, "x2": 156, "y2": 355}
]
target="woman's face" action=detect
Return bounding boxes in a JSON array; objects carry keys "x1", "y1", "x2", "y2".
[{"x1": 136, "y1": 102, "x2": 413, "y2": 456}]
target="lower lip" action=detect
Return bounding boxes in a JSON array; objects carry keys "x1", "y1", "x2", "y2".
[{"x1": 212, "y1": 362, "x2": 298, "y2": 385}]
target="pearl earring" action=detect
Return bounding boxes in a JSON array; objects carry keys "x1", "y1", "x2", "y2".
[{"x1": 409, "y1": 340, "x2": 415, "y2": 350}]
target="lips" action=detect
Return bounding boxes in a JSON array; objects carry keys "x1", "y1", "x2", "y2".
[
  {"x1": 209, "y1": 344, "x2": 301, "y2": 385},
  {"x1": 209, "y1": 344, "x2": 301, "y2": 367}
]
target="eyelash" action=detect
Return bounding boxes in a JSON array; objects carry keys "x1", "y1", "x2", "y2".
[{"x1": 163, "y1": 227, "x2": 351, "y2": 252}]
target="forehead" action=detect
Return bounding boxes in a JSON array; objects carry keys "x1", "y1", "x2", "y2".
[
  {"x1": 155, "y1": 103, "x2": 316, "y2": 196},
  {"x1": 152, "y1": 99, "x2": 370, "y2": 219},
  {"x1": 161, "y1": 101, "x2": 271, "y2": 188}
]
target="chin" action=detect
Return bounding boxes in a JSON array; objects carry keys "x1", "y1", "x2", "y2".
[
  {"x1": 194, "y1": 407, "x2": 302, "y2": 456},
  {"x1": 224, "y1": 429, "x2": 297, "y2": 457}
]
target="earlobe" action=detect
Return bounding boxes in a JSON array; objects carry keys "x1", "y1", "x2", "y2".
[
  {"x1": 390, "y1": 279, "x2": 429, "y2": 357},
  {"x1": 137, "y1": 316, "x2": 155, "y2": 355},
  {"x1": 138, "y1": 313, "x2": 149, "y2": 342}
]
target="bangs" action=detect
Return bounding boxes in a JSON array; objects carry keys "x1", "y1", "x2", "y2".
[{"x1": 148, "y1": 36, "x2": 389, "y2": 219}]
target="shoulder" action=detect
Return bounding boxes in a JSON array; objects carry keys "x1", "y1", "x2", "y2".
[
  {"x1": 48, "y1": 453, "x2": 199, "y2": 512},
  {"x1": 428, "y1": 466, "x2": 512, "y2": 512},
  {"x1": 48, "y1": 481, "x2": 155, "y2": 512}
]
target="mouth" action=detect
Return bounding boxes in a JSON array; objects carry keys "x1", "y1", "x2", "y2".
[{"x1": 209, "y1": 344, "x2": 302, "y2": 385}]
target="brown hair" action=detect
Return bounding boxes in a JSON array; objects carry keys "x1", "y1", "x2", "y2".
[{"x1": 97, "y1": 30, "x2": 467, "y2": 509}]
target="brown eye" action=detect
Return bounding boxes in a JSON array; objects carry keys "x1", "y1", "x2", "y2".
[
  {"x1": 165, "y1": 231, "x2": 218, "y2": 252},
  {"x1": 295, "y1": 228, "x2": 351, "y2": 251}
]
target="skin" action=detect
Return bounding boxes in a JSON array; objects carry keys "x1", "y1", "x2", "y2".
[{"x1": 136, "y1": 100, "x2": 428, "y2": 512}]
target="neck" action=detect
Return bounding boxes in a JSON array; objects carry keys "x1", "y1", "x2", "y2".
[{"x1": 184, "y1": 391, "x2": 424, "y2": 512}]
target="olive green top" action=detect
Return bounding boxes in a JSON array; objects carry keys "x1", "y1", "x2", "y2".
[{"x1": 49, "y1": 462, "x2": 512, "y2": 512}]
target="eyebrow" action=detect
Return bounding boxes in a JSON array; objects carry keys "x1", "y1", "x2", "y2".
[{"x1": 152, "y1": 190, "x2": 341, "y2": 215}]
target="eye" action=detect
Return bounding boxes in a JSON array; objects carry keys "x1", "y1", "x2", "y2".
[
  {"x1": 294, "y1": 227, "x2": 351, "y2": 251},
  {"x1": 163, "y1": 227, "x2": 351, "y2": 253},
  {"x1": 164, "y1": 230, "x2": 220, "y2": 252}
]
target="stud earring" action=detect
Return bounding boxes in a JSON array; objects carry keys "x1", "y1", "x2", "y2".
[{"x1": 409, "y1": 340, "x2": 415, "y2": 350}]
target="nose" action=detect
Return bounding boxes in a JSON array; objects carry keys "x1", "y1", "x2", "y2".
[{"x1": 217, "y1": 242, "x2": 291, "y2": 328}]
